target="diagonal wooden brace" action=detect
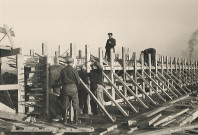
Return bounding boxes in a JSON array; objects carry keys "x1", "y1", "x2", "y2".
[
  {"x1": 136, "y1": 71, "x2": 167, "y2": 102},
  {"x1": 80, "y1": 78, "x2": 116, "y2": 122},
  {"x1": 114, "y1": 72, "x2": 149, "y2": 108},
  {"x1": 150, "y1": 71, "x2": 178, "y2": 98},
  {"x1": 157, "y1": 71, "x2": 182, "y2": 96},
  {"x1": 125, "y1": 72, "x2": 158, "y2": 105},
  {"x1": 103, "y1": 72, "x2": 138, "y2": 113}
]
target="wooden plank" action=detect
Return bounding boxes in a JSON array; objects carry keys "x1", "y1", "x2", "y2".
[
  {"x1": 0, "y1": 45, "x2": 12, "y2": 50},
  {"x1": 135, "y1": 123, "x2": 198, "y2": 135},
  {"x1": 143, "y1": 71, "x2": 172, "y2": 100},
  {"x1": 110, "y1": 48, "x2": 115, "y2": 103},
  {"x1": 127, "y1": 94, "x2": 189, "y2": 126},
  {"x1": 180, "y1": 108, "x2": 198, "y2": 126},
  {"x1": 0, "y1": 84, "x2": 19, "y2": 90},
  {"x1": 103, "y1": 72, "x2": 138, "y2": 113},
  {"x1": 170, "y1": 71, "x2": 191, "y2": 93},
  {"x1": 0, "y1": 47, "x2": 22, "y2": 57},
  {"x1": 80, "y1": 78, "x2": 116, "y2": 122},
  {"x1": 0, "y1": 102, "x2": 15, "y2": 113},
  {"x1": 0, "y1": 27, "x2": 15, "y2": 36},
  {"x1": 125, "y1": 72, "x2": 157, "y2": 105},
  {"x1": 157, "y1": 71, "x2": 182, "y2": 96},
  {"x1": 152, "y1": 108, "x2": 189, "y2": 127},
  {"x1": 103, "y1": 87, "x2": 128, "y2": 116},
  {"x1": 137, "y1": 113, "x2": 162, "y2": 128},
  {"x1": 0, "y1": 110, "x2": 26, "y2": 121},
  {"x1": 136, "y1": 71, "x2": 166, "y2": 102},
  {"x1": 17, "y1": 54, "x2": 25, "y2": 113},
  {"x1": 114, "y1": 72, "x2": 149, "y2": 108},
  {"x1": 163, "y1": 71, "x2": 188, "y2": 94},
  {"x1": 160, "y1": 119, "x2": 176, "y2": 127}
]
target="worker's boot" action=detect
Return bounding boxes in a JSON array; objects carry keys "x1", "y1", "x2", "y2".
[
  {"x1": 74, "y1": 109, "x2": 79, "y2": 124},
  {"x1": 63, "y1": 109, "x2": 68, "y2": 124}
]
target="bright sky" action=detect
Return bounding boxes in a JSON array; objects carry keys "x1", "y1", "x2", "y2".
[{"x1": 1, "y1": 0, "x2": 198, "y2": 59}]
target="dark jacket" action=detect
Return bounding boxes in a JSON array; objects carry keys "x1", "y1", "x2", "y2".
[
  {"x1": 105, "y1": 38, "x2": 116, "y2": 53},
  {"x1": 60, "y1": 65, "x2": 80, "y2": 86},
  {"x1": 90, "y1": 61, "x2": 103, "y2": 86}
]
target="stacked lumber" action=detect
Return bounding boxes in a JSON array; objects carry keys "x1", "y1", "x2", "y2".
[{"x1": 125, "y1": 93, "x2": 198, "y2": 135}]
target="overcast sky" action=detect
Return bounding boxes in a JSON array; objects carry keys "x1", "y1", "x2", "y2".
[{"x1": 1, "y1": 0, "x2": 198, "y2": 59}]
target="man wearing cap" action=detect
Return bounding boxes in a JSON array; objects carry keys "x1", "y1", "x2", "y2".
[
  {"x1": 90, "y1": 59, "x2": 104, "y2": 115},
  {"x1": 105, "y1": 33, "x2": 116, "y2": 62},
  {"x1": 60, "y1": 57, "x2": 80, "y2": 124}
]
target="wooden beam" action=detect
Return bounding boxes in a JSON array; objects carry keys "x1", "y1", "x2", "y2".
[
  {"x1": 0, "y1": 110, "x2": 26, "y2": 121},
  {"x1": 143, "y1": 71, "x2": 172, "y2": 100},
  {"x1": 0, "y1": 48, "x2": 22, "y2": 57},
  {"x1": 103, "y1": 72, "x2": 138, "y2": 113},
  {"x1": 163, "y1": 71, "x2": 188, "y2": 94},
  {"x1": 0, "y1": 84, "x2": 19, "y2": 90},
  {"x1": 152, "y1": 108, "x2": 189, "y2": 127},
  {"x1": 17, "y1": 54, "x2": 25, "y2": 113},
  {"x1": 0, "y1": 102, "x2": 15, "y2": 113},
  {"x1": 127, "y1": 94, "x2": 189, "y2": 126},
  {"x1": 80, "y1": 78, "x2": 116, "y2": 122},
  {"x1": 0, "y1": 45, "x2": 12, "y2": 50},
  {"x1": 0, "y1": 27, "x2": 15, "y2": 36},
  {"x1": 114, "y1": 72, "x2": 149, "y2": 108},
  {"x1": 135, "y1": 123, "x2": 198, "y2": 135},
  {"x1": 150, "y1": 71, "x2": 178, "y2": 97},
  {"x1": 125, "y1": 72, "x2": 157, "y2": 105},
  {"x1": 103, "y1": 87, "x2": 128, "y2": 116},
  {"x1": 137, "y1": 113, "x2": 162, "y2": 128},
  {"x1": 136, "y1": 71, "x2": 167, "y2": 102},
  {"x1": 157, "y1": 71, "x2": 182, "y2": 96}
]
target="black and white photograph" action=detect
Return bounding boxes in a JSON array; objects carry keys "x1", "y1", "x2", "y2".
[{"x1": 1, "y1": 0, "x2": 198, "y2": 134}]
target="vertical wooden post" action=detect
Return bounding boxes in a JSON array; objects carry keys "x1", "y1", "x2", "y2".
[
  {"x1": 30, "y1": 49, "x2": 34, "y2": 57},
  {"x1": 148, "y1": 54, "x2": 152, "y2": 95},
  {"x1": 166, "y1": 56, "x2": 169, "y2": 73},
  {"x1": 154, "y1": 54, "x2": 159, "y2": 92},
  {"x1": 195, "y1": 61, "x2": 198, "y2": 83},
  {"x1": 17, "y1": 53, "x2": 25, "y2": 113},
  {"x1": 161, "y1": 55, "x2": 164, "y2": 90},
  {"x1": 42, "y1": 43, "x2": 47, "y2": 56},
  {"x1": 42, "y1": 44, "x2": 50, "y2": 118},
  {"x1": 85, "y1": 45, "x2": 91, "y2": 114},
  {"x1": 170, "y1": 57, "x2": 173, "y2": 73},
  {"x1": 58, "y1": 45, "x2": 61, "y2": 56},
  {"x1": 141, "y1": 53, "x2": 145, "y2": 98},
  {"x1": 184, "y1": 59, "x2": 187, "y2": 84},
  {"x1": 122, "y1": 47, "x2": 127, "y2": 96},
  {"x1": 133, "y1": 52, "x2": 138, "y2": 95},
  {"x1": 166, "y1": 56, "x2": 170, "y2": 89},
  {"x1": 110, "y1": 48, "x2": 115, "y2": 103}
]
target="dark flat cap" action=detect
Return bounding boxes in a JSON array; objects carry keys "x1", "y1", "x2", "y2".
[
  {"x1": 66, "y1": 57, "x2": 74, "y2": 63},
  {"x1": 108, "y1": 33, "x2": 113, "y2": 35}
]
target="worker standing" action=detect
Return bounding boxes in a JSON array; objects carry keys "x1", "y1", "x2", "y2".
[
  {"x1": 105, "y1": 33, "x2": 116, "y2": 62},
  {"x1": 60, "y1": 57, "x2": 80, "y2": 124},
  {"x1": 90, "y1": 59, "x2": 104, "y2": 115},
  {"x1": 78, "y1": 65, "x2": 89, "y2": 114}
]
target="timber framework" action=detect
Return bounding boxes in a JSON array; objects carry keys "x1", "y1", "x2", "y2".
[{"x1": 1, "y1": 24, "x2": 198, "y2": 134}]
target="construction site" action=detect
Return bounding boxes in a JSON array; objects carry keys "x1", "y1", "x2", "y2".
[{"x1": 1, "y1": 23, "x2": 198, "y2": 135}]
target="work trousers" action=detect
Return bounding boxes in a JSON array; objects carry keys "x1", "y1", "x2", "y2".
[
  {"x1": 78, "y1": 84, "x2": 88, "y2": 113},
  {"x1": 61, "y1": 84, "x2": 79, "y2": 111},
  {"x1": 90, "y1": 84, "x2": 104, "y2": 114}
]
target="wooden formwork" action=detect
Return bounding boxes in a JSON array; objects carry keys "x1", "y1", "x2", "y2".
[
  {"x1": 0, "y1": 24, "x2": 25, "y2": 114},
  {"x1": 46, "y1": 43, "x2": 198, "y2": 123}
]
